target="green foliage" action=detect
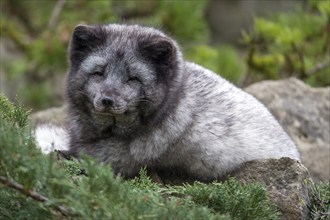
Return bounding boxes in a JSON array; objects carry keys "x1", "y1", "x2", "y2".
[
  {"x1": 243, "y1": 1, "x2": 330, "y2": 86},
  {"x1": 310, "y1": 0, "x2": 330, "y2": 18},
  {"x1": 0, "y1": 95, "x2": 283, "y2": 219},
  {"x1": 186, "y1": 45, "x2": 246, "y2": 84},
  {"x1": 0, "y1": 93, "x2": 29, "y2": 127},
  {"x1": 126, "y1": 167, "x2": 161, "y2": 191},
  {"x1": 309, "y1": 181, "x2": 330, "y2": 219},
  {"x1": 167, "y1": 179, "x2": 279, "y2": 220},
  {"x1": 156, "y1": 0, "x2": 209, "y2": 43},
  {"x1": 115, "y1": 0, "x2": 209, "y2": 43}
]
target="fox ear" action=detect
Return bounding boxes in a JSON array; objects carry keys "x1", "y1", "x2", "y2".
[
  {"x1": 139, "y1": 37, "x2": 175, "y2": 66},
  {"x1": 71, "y1": 25, "x2": 96, "y2": 48},
  {"x1": 69, "y1": 25, "x2": 106, "y2": 68}
]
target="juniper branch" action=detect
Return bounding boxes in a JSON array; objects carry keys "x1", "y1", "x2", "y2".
[{"x1": 0, "y1": 175, "x2": 70, "y2": 216}]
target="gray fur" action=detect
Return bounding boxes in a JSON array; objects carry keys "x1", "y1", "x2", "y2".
[{"x1": 66, "y1": 24, "x2": 300, "y2": 181}]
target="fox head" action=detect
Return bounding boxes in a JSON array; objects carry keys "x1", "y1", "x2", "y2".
[{"x1": 67, "y1": 24, "x2": 184, "y2": 134}]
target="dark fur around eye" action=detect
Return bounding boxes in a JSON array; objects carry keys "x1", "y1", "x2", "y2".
[
  {"x1": 91, "y1": 71, "x2": 103, "y2": 77},
  {"x1": 128, "y1": 76, "x2": 140, "y2": 82}
]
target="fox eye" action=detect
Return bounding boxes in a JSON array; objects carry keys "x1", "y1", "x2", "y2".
[
  {"x1": 128, "y1": 76, "x2": 140, "y2": 82},
  {"x1": 91, "y1": 71, "x2": 103, "y2": 76}
]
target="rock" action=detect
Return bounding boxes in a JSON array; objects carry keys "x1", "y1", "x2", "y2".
[
  {"x1": 245, "y1": 78, "x2": 330, "y2": 182},
  {"x1": 232, "y1": 157, "x2": 311, "y2": 220}
]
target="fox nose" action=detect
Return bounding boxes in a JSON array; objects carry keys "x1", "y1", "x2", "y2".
[{"x1": 101, "y1": 96, "x2": 114, "y2": 107}]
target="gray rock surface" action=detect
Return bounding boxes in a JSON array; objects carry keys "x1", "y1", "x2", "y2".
[
  {"x1": 245, "y1": 78, "x2": 330, "y2": 182},
  {"x1": 232, "y1": 157, "x2": 311, "y2": 220}
]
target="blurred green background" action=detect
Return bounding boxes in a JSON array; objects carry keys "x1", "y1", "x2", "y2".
[{"x1": 0, "y1": 0, "x2": 329, "y2": 111}]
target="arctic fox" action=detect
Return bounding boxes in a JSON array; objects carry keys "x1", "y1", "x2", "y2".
[{"x1": 36, "y1": 24, "x2": 299, "y2": 182}]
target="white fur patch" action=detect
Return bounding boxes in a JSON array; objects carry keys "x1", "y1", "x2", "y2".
[{"x1": 34, "y1": 124, "x2": 69, "y2": 154}]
